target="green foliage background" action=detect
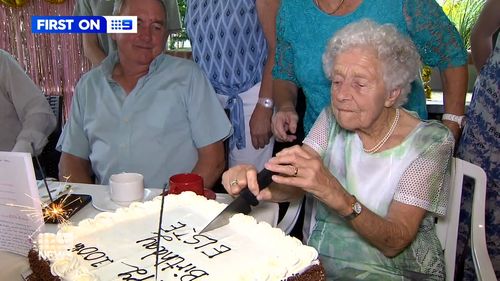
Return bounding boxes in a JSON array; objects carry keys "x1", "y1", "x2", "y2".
[
  {"x1": 169, "y1": 0, "x2": 188, "y2": 50},
  {"x1": 441, "y1": 0, "x2": 485, "y2": 50}
]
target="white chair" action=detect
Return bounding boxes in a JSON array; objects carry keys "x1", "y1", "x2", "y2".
[
  {"x1": 466, "y1": 160, "x2": 496, "y2": 281},
  {"x1": 436, "y1": 157, "x2": 496, "y2": 281},
  {"x1": 277, "y1": 198, "x2": 303, "y2": 235}
]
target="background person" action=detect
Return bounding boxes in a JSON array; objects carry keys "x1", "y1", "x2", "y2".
[
  {"x1": 0, "y1": 49, "x2": 56, "y2": 156},
  {"x1": 58, "y1": 0, "x2": 232, "y2": 189},
  {"x1": 185, "y1": 0, "x2": 280, "y2": 171},
  {"x1": 73, "y1": 0, "x2": 181, "y2": 67},
  {"x1": 223, "y1": 21, "x2": 454, "y2": 280},
  {"x1": 455, "y1": 0, "x2": 500, "y2": 278}
]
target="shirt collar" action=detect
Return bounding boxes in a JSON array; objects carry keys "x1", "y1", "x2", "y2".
[{"x1": 100, "y1": 52, "x2": 166, "y2": 81}]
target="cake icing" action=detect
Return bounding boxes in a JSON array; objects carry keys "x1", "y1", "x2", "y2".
[{"x1": 33, "y1": 192, "x2": 322, "y2": 281}]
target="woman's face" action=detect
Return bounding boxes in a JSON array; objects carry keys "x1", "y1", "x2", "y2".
[{"x1": 330, "y1": 47, "x2": 391, "y2": 132}]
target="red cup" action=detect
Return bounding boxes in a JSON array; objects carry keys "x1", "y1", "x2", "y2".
[{"x1": 168, "y1": 173, "x2": 204, "y2": 196}]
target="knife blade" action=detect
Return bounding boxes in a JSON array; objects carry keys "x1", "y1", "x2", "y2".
[{"x1": 199, "y1": 168, "x2": 274, "y2": 233}]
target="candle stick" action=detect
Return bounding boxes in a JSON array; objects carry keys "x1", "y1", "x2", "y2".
[
  {"x1": 31, "y1": 143, "x2": 54, "y2": 203},
  {"x1": 155, "y1": 184, "x2": 168, "y2": 280}
]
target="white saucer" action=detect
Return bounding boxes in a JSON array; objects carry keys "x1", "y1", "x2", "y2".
[{"x1": 92, "y1": 189, "x2": 155, "y2": 212}]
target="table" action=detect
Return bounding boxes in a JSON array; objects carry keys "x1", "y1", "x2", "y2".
[{"x1": 0, "y1": 181, "x2": 279, "y2": 281}]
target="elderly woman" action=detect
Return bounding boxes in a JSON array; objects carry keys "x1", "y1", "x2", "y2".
[{"x1": 223, "y1": 20, "x2": 454, "y2": 280}]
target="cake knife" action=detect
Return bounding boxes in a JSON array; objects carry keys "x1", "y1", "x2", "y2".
[{"x1": 199, "y1": 168, "x2": 274, "y2": 233}]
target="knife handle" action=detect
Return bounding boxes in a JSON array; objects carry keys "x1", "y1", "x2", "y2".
[
  {"x1": 257, "y1": 168, "x2": 274, "y2": 190},
  {"x1": 239, "y1": 168, "x2": 275, "y2": 207}
]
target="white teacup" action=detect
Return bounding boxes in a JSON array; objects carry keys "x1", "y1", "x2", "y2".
[{"x1": 109, "y1": 173, "x2": 144, "y2": 206}]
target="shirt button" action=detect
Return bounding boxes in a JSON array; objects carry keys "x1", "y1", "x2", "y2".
[{"x1": 123, "y1": 118, "x2": 129, "y2": 123}]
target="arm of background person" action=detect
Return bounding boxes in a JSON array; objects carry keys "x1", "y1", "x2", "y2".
[
  {"x1": 470, "y1": 0, "x2": 500, "y2": 72},
  {"x1": 440, "y1": 65, "x2": 468, "y2": 140},
  {"x1": 2, "y1": 51, "x2": 57, "y2": 155},
  {"x1": 272, "y1": 79, "x2": 300, "y2": 142},
  {"x1": 58, "y1": 152, "x2": 93, "y2": 184},
  {"x1": 270, "y1": 2, "x2": 301, "y2": 143},
  {"x1": 191, "y1": 141, "x2": 226, "y2": 189},
  {"x1": 404, "y1": 0, "x2": 468, "y2": 141},
  {"x1": 82, "y1": 34, "x2": 107, "y2": 67},
  {"x1": 249, "y1": 0, "x2": 280, "y2": 149}
]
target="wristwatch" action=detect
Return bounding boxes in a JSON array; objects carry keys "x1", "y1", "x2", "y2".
[
  {"x1": 442, "y1": 113, "x2": 466, "y2": 129},
  {"x1": 343, "y1": 196, "x2": 362, "y2": 221},
  {"x1": 257, "y1": 97, "x2": 274, "y2": 109}
]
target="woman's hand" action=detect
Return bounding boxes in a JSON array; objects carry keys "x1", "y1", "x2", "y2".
[
  {"x1": 221, "y1": 161, "x2": 305, "y2": 203},
  {"x1": 222, "y1": 164, "x2": 260, "y2": 196},
  {"x1": 271, "y1": 107, "x2": 299, "y2": 142},
  {"x1": 265, "y1": 145, "x2": 353, "y2": 216}
]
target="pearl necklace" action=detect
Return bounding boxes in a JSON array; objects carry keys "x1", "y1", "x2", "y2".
[
  {"x1": 314, "y1": 0, "x2": 346, "y2": 15},
  {"x1": 363, "y1": 108, "x2": 400, "y2": 154}
]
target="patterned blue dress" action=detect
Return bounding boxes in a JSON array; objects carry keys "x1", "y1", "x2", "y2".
[
  {"x1": 185, "y1": 0, "x2": 267, "y2": 151},
  {"x1": 456, "y1": 36, "x2": 500, "y2": 280},
  {"x1": 273, "y1": 0, "x2": 467, "y2": 133}
]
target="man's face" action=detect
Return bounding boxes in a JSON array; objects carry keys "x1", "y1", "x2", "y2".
[{"x1": 113, "y1": 0, "x2": 167, "y2": 66}]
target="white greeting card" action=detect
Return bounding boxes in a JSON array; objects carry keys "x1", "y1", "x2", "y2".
[{"x1": 0, "y1": 152, "x2": 44, "y2": 255}]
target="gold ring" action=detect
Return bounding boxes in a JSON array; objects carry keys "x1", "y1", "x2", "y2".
[
  {"x1": 292, "y1": 166, "x2": 298, "y2": 177},
  {"x1": 230, "y1": 179, "x2": 239, "y2": 186}
]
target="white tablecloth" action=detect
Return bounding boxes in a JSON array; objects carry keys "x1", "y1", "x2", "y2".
[{"x1": 0, "y1": 181, "x2": 278, "y2": 281}]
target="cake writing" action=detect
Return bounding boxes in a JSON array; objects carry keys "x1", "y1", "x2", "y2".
[
  {"x1": 139, "y1": 221, "x2": 231, "y2": 259},
  {"x1": 72, "y1": 243, "x2": 114, "y2": 267},
  {"x1": 131, "y1": 221, "x2": 232, "y2": 280},
  {"x1": 118, "y1": 262, "x2": 155, "y2": 281},
  {"x1": 117, "y1": 261, "x2": 209, "y2": 281}
]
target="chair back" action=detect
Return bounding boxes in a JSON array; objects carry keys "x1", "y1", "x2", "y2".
[
  {"x1": 45, "y1": 95, "x2": 63, "y2": 132},
  {"x1": 37, "y1": 95, "x2": 63, "y2": 179},
  {"x1": 465, "y1": 159, "x2": 496, "y2": 281},
  {"x1": 436, "y1": 157, "x2": 462, "y2": 281},
  {"x1": 436, "y1": 157, "x2": 496, "y2": 281}
]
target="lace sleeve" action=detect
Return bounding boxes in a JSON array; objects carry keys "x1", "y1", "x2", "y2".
[
  {"x1": 272, "y1": 4, "x2": 298, "y2": 84},
  {"x1": 303, "y1": 108, "x2": 332, "y2": 157},
  {"x1": 403, "y1": 0, "x2": 468, "y2": 70},
  {"x1": 394, "y1": 127, "x2": 455, "y2": 216}
]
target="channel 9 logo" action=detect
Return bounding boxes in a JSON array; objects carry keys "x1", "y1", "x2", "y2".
[{"x1": 31, "y1": 16, "x2": 137, "y2": 34}]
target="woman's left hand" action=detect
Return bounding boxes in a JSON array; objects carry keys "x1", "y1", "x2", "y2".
[{"x1": 265, "y1": 145, "x2": 352, "y2": 215}]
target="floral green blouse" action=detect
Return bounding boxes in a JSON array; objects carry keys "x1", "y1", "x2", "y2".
[{"x1": 303, "y1": 108, "x2": 455, "y2": 280}]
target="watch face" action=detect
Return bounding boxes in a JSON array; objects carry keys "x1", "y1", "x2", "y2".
[
  {"x1": 353, "y1": 202, "x2": 362, "y2": 214},
  {"x1": 258, "y1": 98, "x2": 274, "y2": 108}
]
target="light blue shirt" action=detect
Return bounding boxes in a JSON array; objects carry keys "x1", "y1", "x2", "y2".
[{"x1": 58, "y1": 53, "x2": 232, "y2": 188}]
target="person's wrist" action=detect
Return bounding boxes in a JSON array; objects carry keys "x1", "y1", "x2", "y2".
[
  {"x1": 442, "y1": 113, "x2": 466, "y2": 129},
  {"x1": 339, "y1": 193, "x2": 356, "y2": 217},
  {"x1": 257, "y1": 97, "x2": 274, "y2": 109},
  {"x1": 12, "y1": 139, "x2": 34, "y2": 155},
  {"x1": 276, "y1": 104, "x2": 295, "y2": 112}
]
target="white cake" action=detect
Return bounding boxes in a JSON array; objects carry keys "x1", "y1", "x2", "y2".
[{"x1": 30, "y1": 192, "x2": 324, "y2": 281}]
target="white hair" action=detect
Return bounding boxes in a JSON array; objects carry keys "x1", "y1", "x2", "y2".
[{"x1": 322, "y1": 19, "x2": 422, "y2": 107}]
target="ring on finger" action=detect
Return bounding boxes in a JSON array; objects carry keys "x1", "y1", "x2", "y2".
[
  {"x1": 230, "y1": 179, "x2": 239, "y2": 186},
  {"x1": 292, "y1": 165, "x2": 299, "y2": 177}
]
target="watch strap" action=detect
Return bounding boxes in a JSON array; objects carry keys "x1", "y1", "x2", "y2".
[
  {"x1": 442, "y1": 113, "x2": 465, "y2": 129},
  {"x1": 343, "y1": 196, "x2": 362, "y2": 221}
]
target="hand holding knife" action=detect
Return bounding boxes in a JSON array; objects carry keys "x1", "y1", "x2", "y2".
[{"x1": 199, "y1": 168, "x2": 274, "y2": 233}]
